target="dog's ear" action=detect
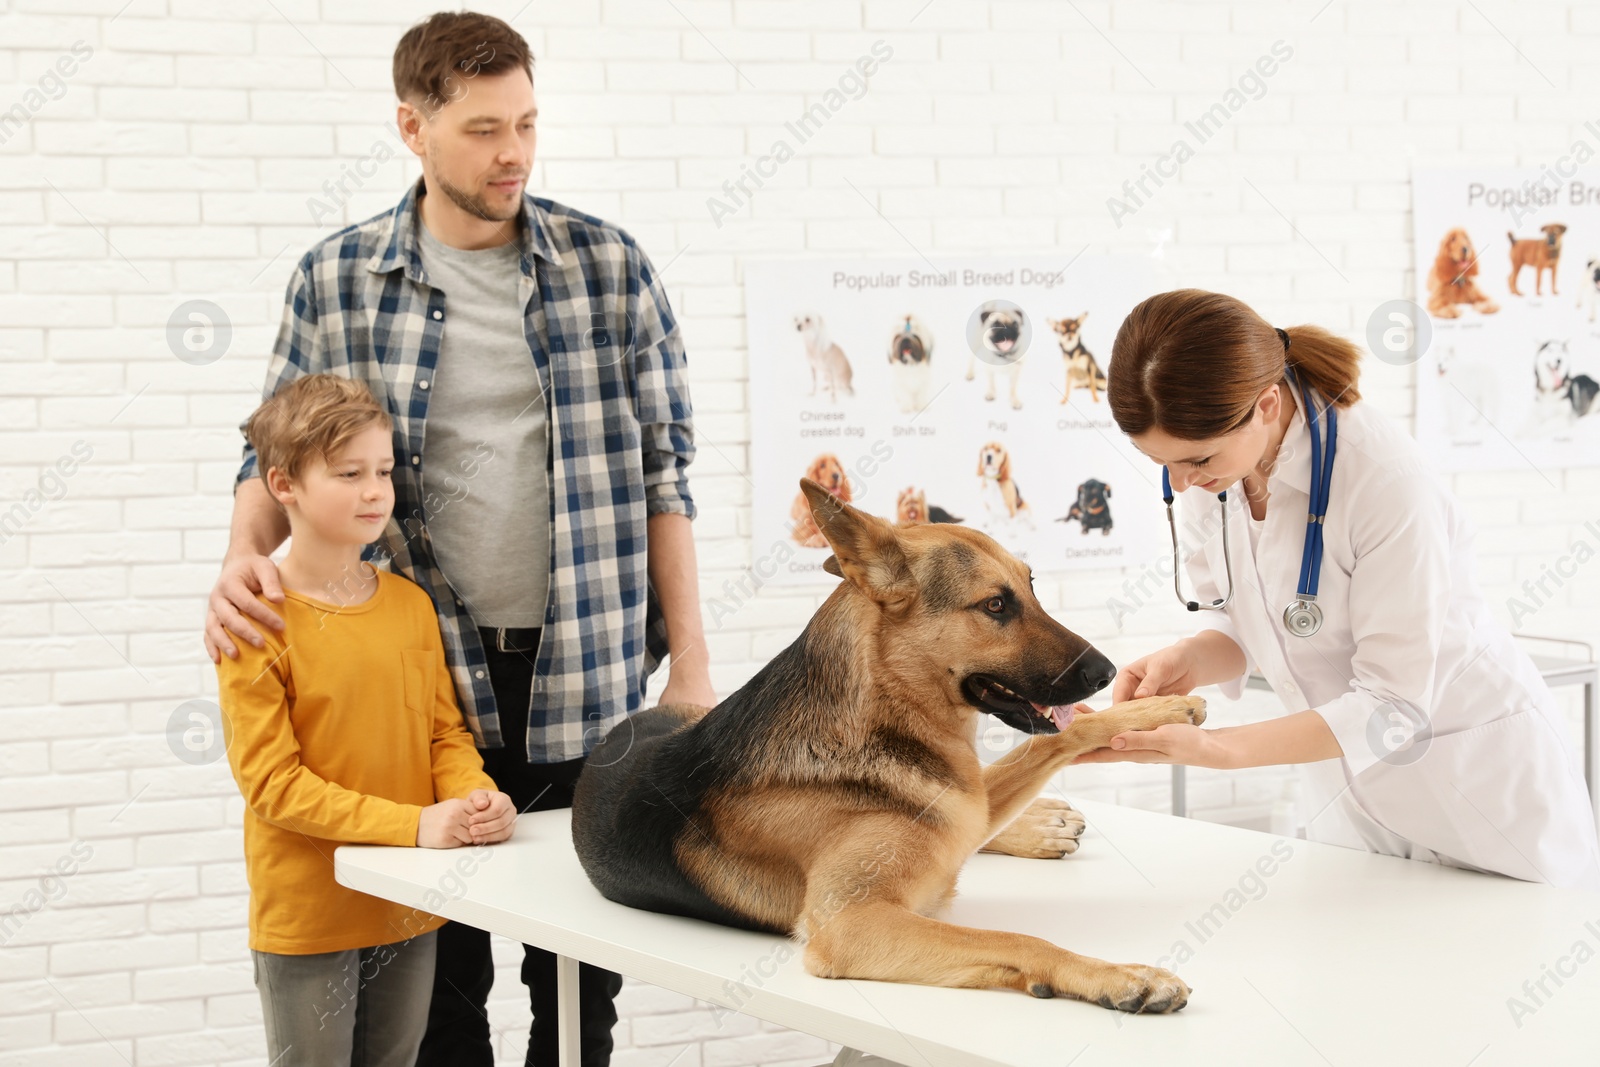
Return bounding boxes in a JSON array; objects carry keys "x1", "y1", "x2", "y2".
[
  {"x1": 1103, "y1": 482, "x2": 1112, "y2": 497},
  {"x1": 979, "y1": 309, "x2": 993, "y2": 324},
  {"x1": 998, "y1": 450, "x2": 1011, "y2": 483},
  {"x1": 800, "y1": 479, "x2": 914, "y2": 608}
]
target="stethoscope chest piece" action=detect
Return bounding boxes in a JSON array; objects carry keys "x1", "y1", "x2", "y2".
[{"x1": 1282, "y1": 598, "x2": 1322, "y2": 638}]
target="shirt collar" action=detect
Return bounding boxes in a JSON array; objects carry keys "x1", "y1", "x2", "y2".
[
  {"x1": 1270, "y1": 387, "x2": 1315, "y2": 497},
  {"x1": 367, "y1": 176, "x2": 563, "y2": 282}
]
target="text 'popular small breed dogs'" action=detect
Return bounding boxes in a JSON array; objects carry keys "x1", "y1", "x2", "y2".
[{"x1": 572, "y1": 480, "x2": 1206, "y2": 1012}]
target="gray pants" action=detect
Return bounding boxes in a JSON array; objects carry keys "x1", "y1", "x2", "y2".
[{"x1": 252, "y1": 930, "x2": 438, "y2": 1067}]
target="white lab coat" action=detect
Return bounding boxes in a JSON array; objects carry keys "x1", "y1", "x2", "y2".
[{"x1": 1180, "y1": 397, "x2": 1600, "y2": 891}]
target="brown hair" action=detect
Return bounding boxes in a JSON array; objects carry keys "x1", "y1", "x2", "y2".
[
  {"x1": 245, "y1": 374, "x2": 392, "y2": 495},
  {"x1": 392, "y1": 11, "x2": 534, "y2": 115},
  {"x1": 1107, "y1": 289, "x2": 1363, "y2": 440}
]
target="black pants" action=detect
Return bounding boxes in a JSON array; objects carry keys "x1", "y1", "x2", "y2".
[{"x1": 416, "y1": 635, "x2": 624, "y2": 1067}]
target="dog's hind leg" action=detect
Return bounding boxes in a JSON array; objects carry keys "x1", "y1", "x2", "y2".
[{"x1": 803, "y1": 899, "x2": 1189, "y2": 1012}]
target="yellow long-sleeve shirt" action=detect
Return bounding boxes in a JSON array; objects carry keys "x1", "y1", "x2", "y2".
[{"x1": 215, "y1": 568, "x2": 496, "y2": 954}]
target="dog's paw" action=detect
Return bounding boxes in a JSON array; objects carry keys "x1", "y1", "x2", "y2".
[
  {"x1": 979, "y1": 797, "x2": 1086, "y2": 859},
  {"x1": 1064, "y1": 964, "x2": 1189, "y2": 1014},
  {"x1": 1107, "y1": 694, "x2": 1206, "y2": 730}
]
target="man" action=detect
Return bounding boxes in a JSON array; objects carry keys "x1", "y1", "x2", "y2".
[{"x1": 203, "y1": 11, "x2": 714, "y2": 1066}]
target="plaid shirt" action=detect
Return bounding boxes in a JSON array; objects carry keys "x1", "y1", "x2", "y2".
[{"x1": 236, "y1": 178, "x2": 696, "y2": 762}]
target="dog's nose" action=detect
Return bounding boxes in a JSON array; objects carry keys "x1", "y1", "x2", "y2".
[{"x1": 1069, "y1": 650, "x2": 1117, "y2": 695}]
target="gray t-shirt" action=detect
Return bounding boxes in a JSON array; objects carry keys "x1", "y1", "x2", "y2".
[{"x1": 416, "y1": 217, "x2": 551, "y2": 628}]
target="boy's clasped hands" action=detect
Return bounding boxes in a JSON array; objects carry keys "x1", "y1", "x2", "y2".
[{"x1": 418, "y1": 788, "x2": 518, "y2": 848}]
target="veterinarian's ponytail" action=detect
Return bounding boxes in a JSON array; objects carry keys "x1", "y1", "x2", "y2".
[
  {"x1": 1280, "y1": 322, "x2": 1362, "y2": 411},
  {"x1": 1106, "y1": 288, "x2": 1362, "y2": 441}
]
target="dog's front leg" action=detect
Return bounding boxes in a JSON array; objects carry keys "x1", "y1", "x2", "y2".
[
  {"x1": 980, "y1": 796, "x2": 1086, "y2": 858},
  {"x1": 980, "y1": 695, "x2": 1205, "y2": 841}
]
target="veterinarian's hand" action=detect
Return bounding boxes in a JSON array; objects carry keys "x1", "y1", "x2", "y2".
[
  {"x1": 416, "y1": 798, "x2": 476, "y2": 848},
  {"x1": 205, "y1": 552, "x2": 286, "y2": 662},
  {"x1": 1071, "y1": 723, "x2": 1229, "y2": 768},
  {"x1": 1110, "y1": 642, "x2": 1201, "y2": 703},
  {"x1": 464, "y1": 788, "x2": 517, "y2": 844}
]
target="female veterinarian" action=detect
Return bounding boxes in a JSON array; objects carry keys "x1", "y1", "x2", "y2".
[{"x1": 1081, "y1": 288, "x2": 1600, "y2": 891}]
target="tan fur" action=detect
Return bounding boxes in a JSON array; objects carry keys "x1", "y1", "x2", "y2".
[
  {"x1": 1049, "y1": 314, "x2": 1107, "y2": 404},
  {"x1": 1508, "y1": 222, "x2": 1567, "y2": 297},
  {"x1": 789, "y1": 454, "x2": 852, "y2": 547},
  {"x1": 685, "y1": 481, "x2": 1205, "y2": 1012},
  {"x1": 1426, "y1": 227, "x2": 1500, "y2": 319},
  {"x1": 895, "y1": 486, "x2": 927, "y2": 525},
  {"x1": 977, "y1": 442, "x2": 1027, "y2": 519}
]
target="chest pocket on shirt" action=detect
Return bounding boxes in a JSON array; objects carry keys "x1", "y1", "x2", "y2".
[{"x1": 401, "y1": 649, "x2": 436, "y2": 729}]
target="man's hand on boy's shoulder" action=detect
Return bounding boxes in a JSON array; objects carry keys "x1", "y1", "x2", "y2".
[{"x1": 206, "y1": 550, "x2": 287, "y2": 664}]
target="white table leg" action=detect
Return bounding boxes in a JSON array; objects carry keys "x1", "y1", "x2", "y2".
[
  {"x1": 557, "y1": 953, "x2": 581, "y2": 1067},
  {"x1": 1586, "y1": 681, "x2": 1598, "y2": 831}
]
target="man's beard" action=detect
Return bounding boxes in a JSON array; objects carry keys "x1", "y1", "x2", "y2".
[{"x1": 434, "y1": 168, "x2": 520, "y2": 223}]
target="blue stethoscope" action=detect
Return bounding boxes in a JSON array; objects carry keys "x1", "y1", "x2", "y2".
[{"x1": 1162, "y1": 367, "x2": 1336, "y2": 638}]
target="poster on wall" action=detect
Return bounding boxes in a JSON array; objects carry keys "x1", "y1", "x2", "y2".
[
  {"x1": 744, "y1": 255, "x2": 1169, "y2": 587},
  {"x1": 1412, "y1": 166, "x2": 1600, "y2": 472}
]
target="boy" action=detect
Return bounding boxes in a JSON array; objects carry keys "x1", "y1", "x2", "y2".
[{"x1": 215, "y1": 373, "x2": 516, "y2": 1066}]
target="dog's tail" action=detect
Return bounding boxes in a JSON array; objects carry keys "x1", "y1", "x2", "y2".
[{"x1": 1507, "y1": 230, "x2": 1515, "y2": 245}]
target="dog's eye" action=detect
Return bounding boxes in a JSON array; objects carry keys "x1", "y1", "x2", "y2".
[{"x1": 985, "y1": 596, "x2": 1005, "y2": 614}]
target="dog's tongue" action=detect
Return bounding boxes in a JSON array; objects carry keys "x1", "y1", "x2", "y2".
[{"x1": 1032, "y1": 701, "x2": 1075, "y2": 729}]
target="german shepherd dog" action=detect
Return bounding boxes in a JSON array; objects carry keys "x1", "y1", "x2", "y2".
[{"x1": 573, "y1": 480, "x2": 1205, "y2": 1012}]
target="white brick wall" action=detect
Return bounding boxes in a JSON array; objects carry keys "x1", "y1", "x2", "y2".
[{"x1": 3, "y1": 1, "x2": 1599, "y2": 1064}]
